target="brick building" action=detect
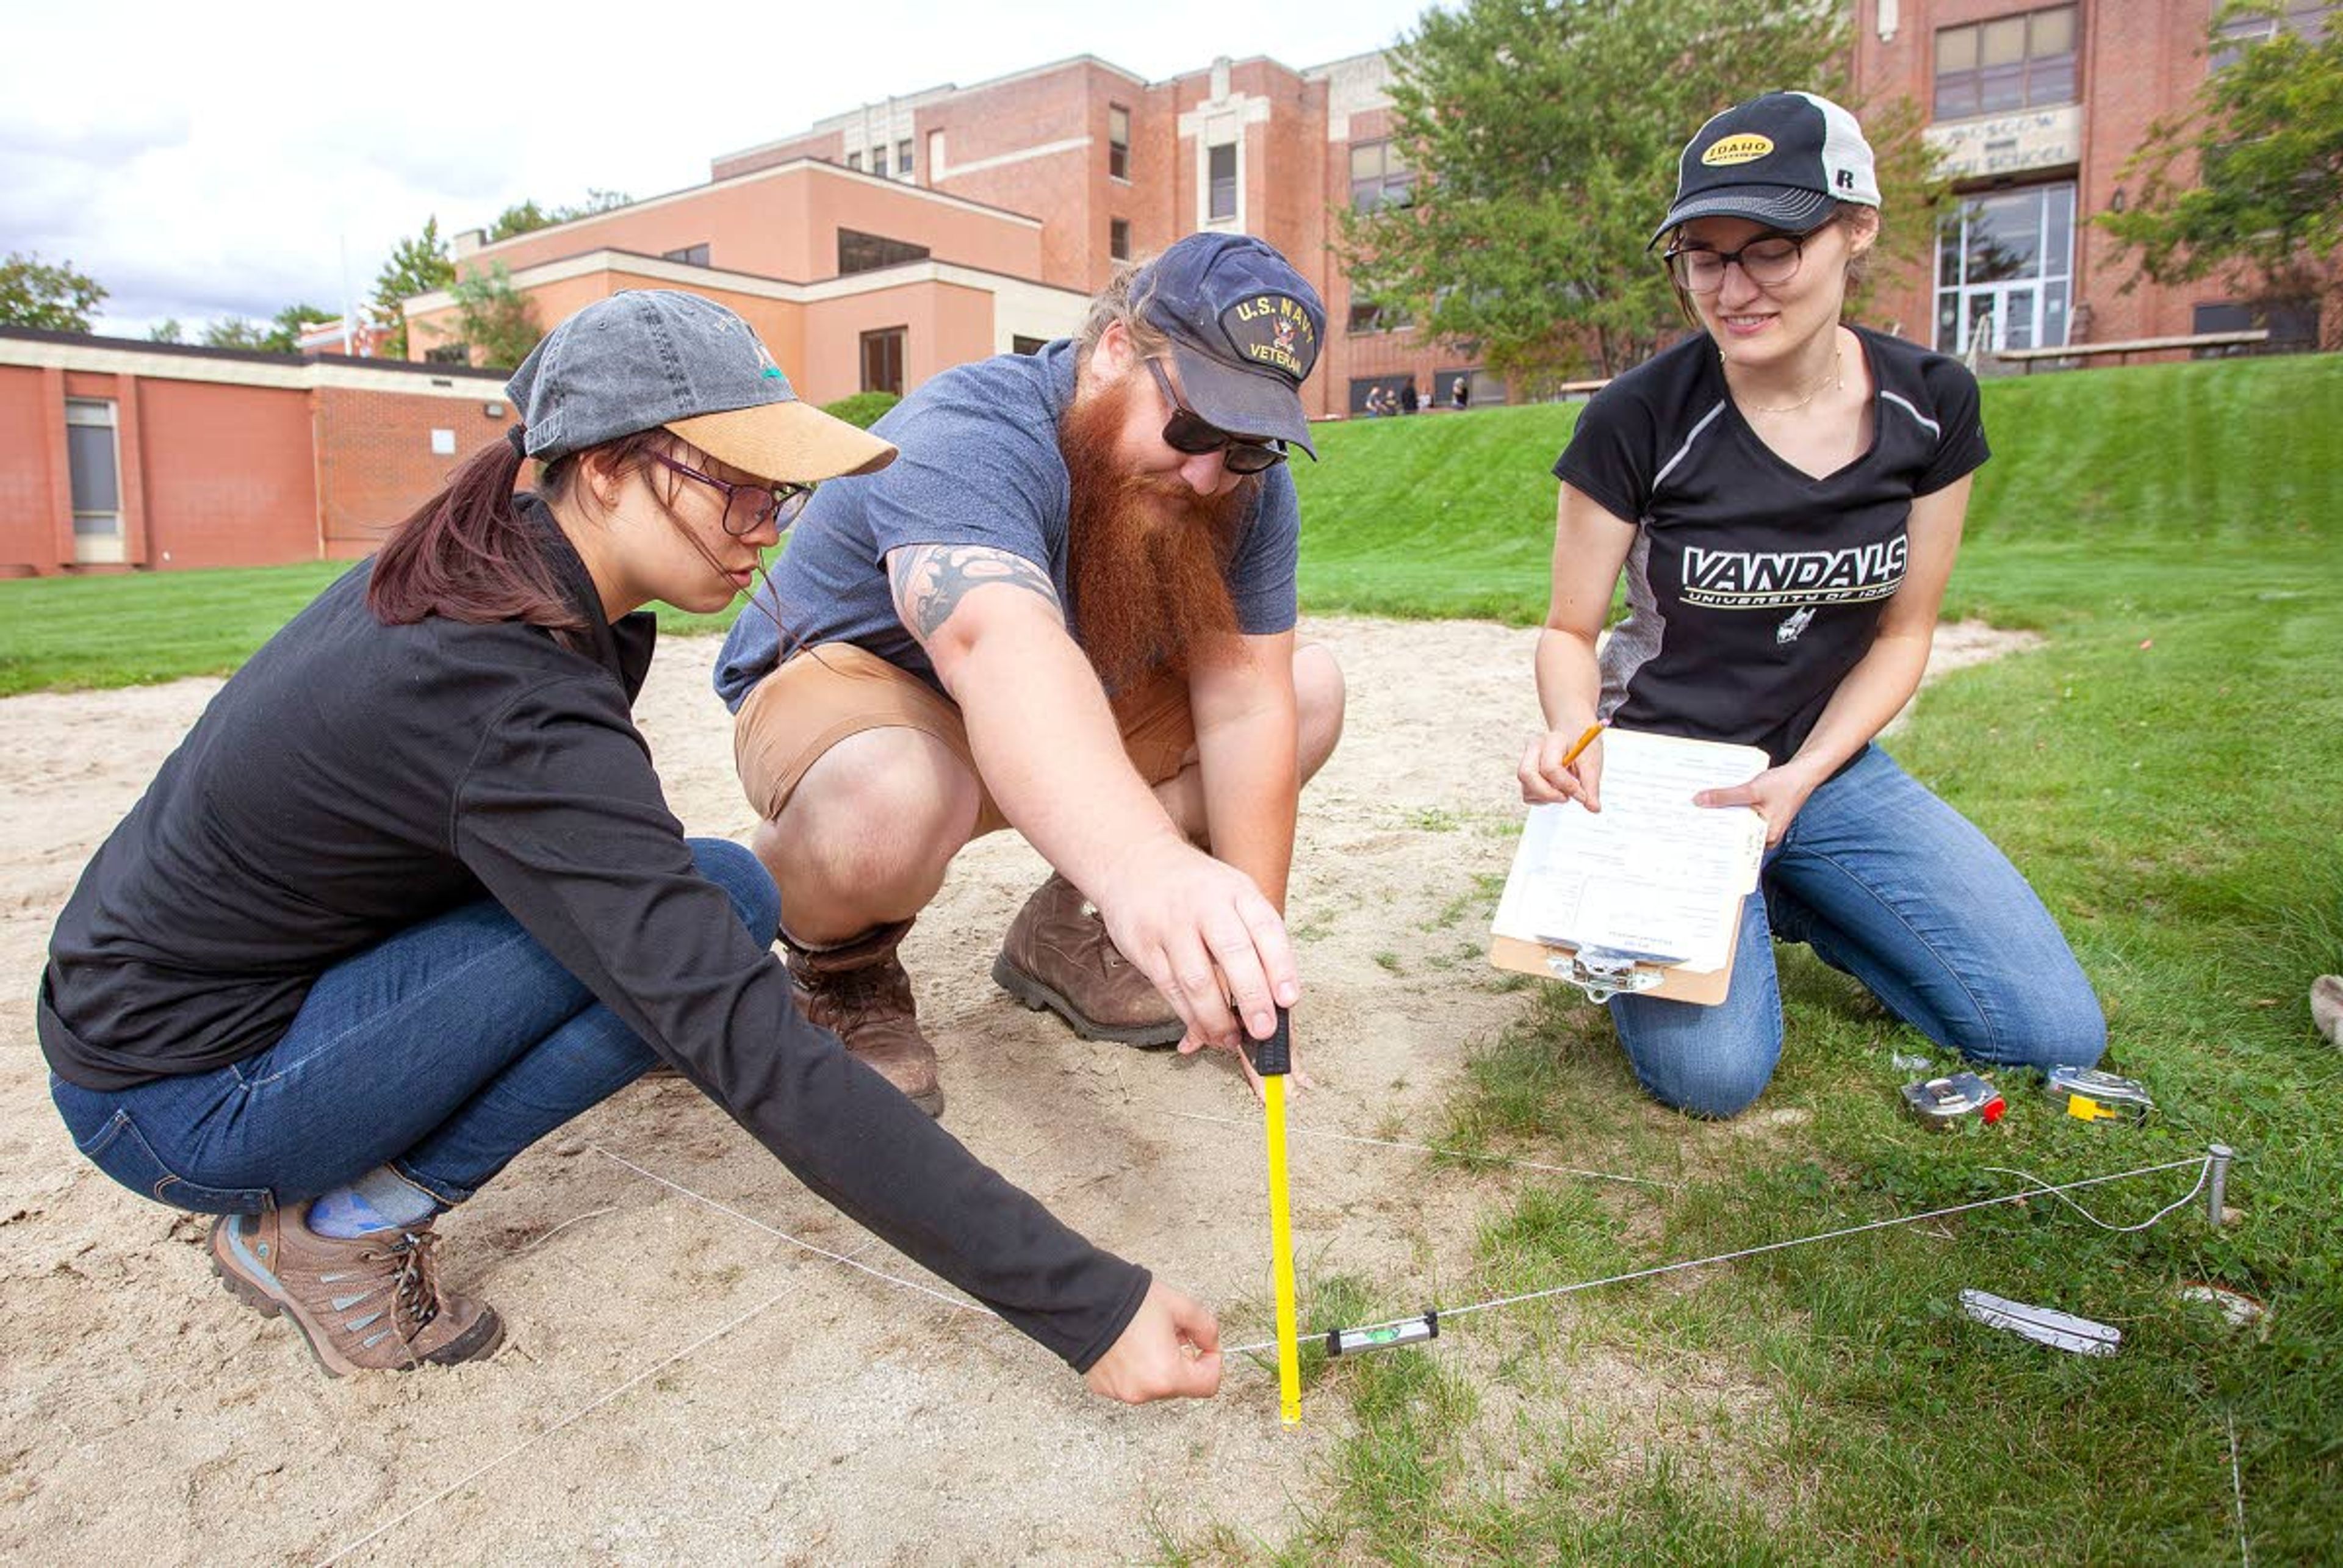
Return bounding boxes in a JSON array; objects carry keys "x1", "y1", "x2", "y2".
[
  {"x1": 416, "y1": 11, "x2": 2319, "y2": 417},
  {"x1": 0, "y1": 329, "x2": 508, "y2": 577},
  {"x1": 405, "y1": 52, "x2": 1494, "y2": 420},
  {"x1": 1852, "y1": 0, "x2": 2332, "y2": 354}
]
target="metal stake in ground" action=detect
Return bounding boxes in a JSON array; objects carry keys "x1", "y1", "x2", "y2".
[{"x1": 1256, "y1": 1007, "x2": 1302, "y2": 1426}]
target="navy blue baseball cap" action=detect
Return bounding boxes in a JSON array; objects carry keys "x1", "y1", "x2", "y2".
[{"x1": 1134, "y1": 234, "x2": 1325, "y2": 459}]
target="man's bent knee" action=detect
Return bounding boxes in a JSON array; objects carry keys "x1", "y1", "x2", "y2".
[
  {"x1": 772, "y1": 730, "x2": 978, "y2": 907},
  {"x1": 1295, "y1": 643, "x2": 1347, "y2": 778}
]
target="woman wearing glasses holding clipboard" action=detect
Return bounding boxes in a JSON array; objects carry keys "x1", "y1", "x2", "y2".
[{"x1": 1520, "y1": 93, "x2": 2105, "y2": 1118}]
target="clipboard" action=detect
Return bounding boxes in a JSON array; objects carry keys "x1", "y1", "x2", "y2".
[
  {"x1": 1486, "y1": 728, "x2": 1768, "y2": 1008},
  {"x1": 1489, "y1": 927, "x2": 1740, "y2": 1005}
]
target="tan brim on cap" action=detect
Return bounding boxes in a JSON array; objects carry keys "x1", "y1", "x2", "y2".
[{"x1": 665, "y1": 398, "x2": 897, "y2": 484}]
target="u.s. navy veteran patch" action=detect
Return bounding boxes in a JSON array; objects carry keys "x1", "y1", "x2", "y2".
[{"x1": 1217, "y1": 293, "x2": 1320, "y2": 384}]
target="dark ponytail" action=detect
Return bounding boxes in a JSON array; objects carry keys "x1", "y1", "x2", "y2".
[{"x1": 368, "y1": 426, "x2": 583, "y2": 636}]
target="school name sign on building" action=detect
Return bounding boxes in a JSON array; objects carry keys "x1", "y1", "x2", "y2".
[{"x1": 1924, "y1": 104, "x2": 2082, "y2": 181}]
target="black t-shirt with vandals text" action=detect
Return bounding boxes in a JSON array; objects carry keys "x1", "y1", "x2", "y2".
[{"x1": 1553, "y1": 325, "x2": 1989, "y2": 768}]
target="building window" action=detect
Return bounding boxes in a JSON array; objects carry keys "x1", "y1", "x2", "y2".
[
  {"x1": 870, "y1": 146, "x2": 889, "y2": 179},
  {"x1": 1349, "y1": 140, "x2": 1414, "y2": 211},
  {"x1": 1108, "y1": 104, "x2": 1131, "y2": 181},
  {"x1": 423, "y1": 342, "x2": 472, "y2": 365},
  {"x1": 898, "y1": 139, "x2": 915, "y2": 179},
  {"x1": 1934, "y1": 182, "x2": 2076, "y2": 353},
  {"x1": 661, "y1": 243, "x2": 711, "y2": 267},
  {"x1": 1935, "y1": 5, "x2": 2077, "y2": 118},
  {"x1": 65, "y1": 398, "x2": 123, "y2": 562},
  {"x1": 1207, "y1": 143, "x2": 1238, "y2": 222},
  {"x1": 847, "y1": 149, "x2": 862, "y2": 171},
  {"x1": 1109, "y1": 218, "x2": 1131, "y2": 261},
  {"x1": 1346, "y1": 299, "x2": 1408, "y2": 334},
  {"x1": 2212, "y1": 1, "x2": 2333, "y2": 68},
  {"x1": 838, "y1": 228, "x2": 932, "y2": 275},
  {"x1": 1012, "y1": 335, "x2": 1050, "y2": 355},
  {"x1": 861, "y1": 327, "x2": 906, "y2": 395},
  {"x1": 2192, "y1": 298, "x2": 2322, "y2": 350}
]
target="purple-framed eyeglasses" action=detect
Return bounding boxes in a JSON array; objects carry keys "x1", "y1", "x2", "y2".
[{"x1": 648, "y1": 450, "x2": 815, "y2": 536}]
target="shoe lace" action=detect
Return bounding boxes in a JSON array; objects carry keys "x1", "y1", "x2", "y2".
[{"x1": 362, "y1": 1230, "x2": 444, "y2": 1355}]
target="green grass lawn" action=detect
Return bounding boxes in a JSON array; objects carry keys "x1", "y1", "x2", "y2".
[{"x1": 4, "y1": 353, "x2": 2338, "y2": 1559}]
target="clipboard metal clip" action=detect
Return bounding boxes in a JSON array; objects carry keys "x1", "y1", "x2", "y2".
[{"x1": 1546, "y1": 946, "x2": 1669, "y2": 1004}]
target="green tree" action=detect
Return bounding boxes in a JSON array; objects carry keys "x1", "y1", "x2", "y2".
[
  {"x1": 149, "y1": 317, "x2": 184, "y2": 343},
  {"x1": 2097, "y1": 2, "x2": 2342, "y2": 345},
  {"x1": 203, "y1": 317, "x2": 273, "y2": 350},
  {"x1": 0, "y1": 251, "x2": 107, "y2": 332},
  {"x1": 264, "y1": 303, "x2": 335, "y2": 353},
  {"x1": 197, "y1": 304, "x2": 334, "y2": 354},
  {"x1": 1340, "y1": 0, "x2": 1940, "y2": 385},
  {"x1": 488, "y1": 189, "x2": 633, "y2": 240},
  {"x1": 427, "y1": 261, "x2": 541, "y2": 370},
  {"x1": 369, "y1": 217, "x2": 457, "y2": 359}
]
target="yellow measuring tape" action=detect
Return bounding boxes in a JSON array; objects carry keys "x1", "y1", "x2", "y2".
[{"x1": 1259, "y1": 1009, "x2": 1302, "y2": 1426}]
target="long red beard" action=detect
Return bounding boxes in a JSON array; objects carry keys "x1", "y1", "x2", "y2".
[{"x1": 1060, "y1": 375, "x2": 1255, "y2": 690}]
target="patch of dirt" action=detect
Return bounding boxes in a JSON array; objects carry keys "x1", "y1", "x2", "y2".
[{"x1": 0, "y1": 616, "x2": 2025, "y2": 1563}]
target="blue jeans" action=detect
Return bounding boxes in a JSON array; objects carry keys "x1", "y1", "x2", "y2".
[
  {"x1": 50, "y1": 838, "x2": 780, "y2": 1216},
  {"x1": 1608, "y1": 746, "x2": 2105, "y2": 1118}
]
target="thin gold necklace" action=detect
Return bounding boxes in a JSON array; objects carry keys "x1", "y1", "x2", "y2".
[{"x1": 1731, "y1": 343, "x2": 1843, "y2": 415}]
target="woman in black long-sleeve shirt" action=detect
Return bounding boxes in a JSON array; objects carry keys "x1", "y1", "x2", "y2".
[{"x1": 38, "y1": 291, "x2": 1218, "y2": 1397}]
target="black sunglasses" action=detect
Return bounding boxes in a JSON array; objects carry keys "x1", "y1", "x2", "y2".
[
  {"x1": 649, "y1": 450, "x2": 815, "y2": 537},
  {"x1": 1143, "y1": 359, "x2": 1287, "y2": 475}
]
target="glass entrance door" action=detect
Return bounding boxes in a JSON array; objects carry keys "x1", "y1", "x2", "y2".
[{"x1": 1935, "y1": 184, "x2": 2075, "y2": 353}]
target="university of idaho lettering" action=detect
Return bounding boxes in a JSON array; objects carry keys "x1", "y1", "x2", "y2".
[{"x1": 1679, "y1": 536, "x2": 1907, "y2": 608}]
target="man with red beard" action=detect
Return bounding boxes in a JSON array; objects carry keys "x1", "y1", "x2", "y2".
[{"x1": 713, "y1": 235, "x2": 1343, "y2": 1116}]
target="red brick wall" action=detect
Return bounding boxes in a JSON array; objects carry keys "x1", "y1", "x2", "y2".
[
  {"x1": 315, "y1": 387, "x2": 510, "y2": 559},
  {"x1": 0, "y1": 365, "x2": 59, "y2": 574},
  {"x1": 131, "y1": 378, "x2": 316, "y2": 569}
]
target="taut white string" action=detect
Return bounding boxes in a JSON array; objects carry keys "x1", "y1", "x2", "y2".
[
  {"x1": 591, "y1": 1145, "x2": 987, "y2": 1318},
  {"x1": 1220, "y1": 1154, "x2": 2212, "y2": 1358}
]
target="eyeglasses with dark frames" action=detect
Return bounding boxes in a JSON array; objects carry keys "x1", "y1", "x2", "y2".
[
  {"x1": 1663, "y1": 232, "x2": 1809, "y2": 293},
  {"x1": 647, "y1": 450, "x2": 815, "y2": 537},
  {"x1": 1143, "y1": 359, "x2": 1287, "y2": 475}
]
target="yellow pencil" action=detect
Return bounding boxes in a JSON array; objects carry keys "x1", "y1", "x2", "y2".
[{"x1": 1559, "y1": 722, "x2": 1606, "y2": 768}]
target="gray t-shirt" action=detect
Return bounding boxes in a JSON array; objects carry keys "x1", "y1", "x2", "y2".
[{"x1": 714, "y1": 339, "x2": 1301, "y2": 711}]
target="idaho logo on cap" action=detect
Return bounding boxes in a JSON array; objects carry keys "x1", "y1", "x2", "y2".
[
  {"x1": 1218, "y1": 293, "x2": 1320, "y2": 384},
  {"x1": 1702, "y1": 134, "x2": 1775, "y2": 167}
]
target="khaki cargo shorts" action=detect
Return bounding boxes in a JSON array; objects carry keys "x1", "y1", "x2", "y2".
[{"x1": 732, "y1": 643, "x2": 1197, "y2": 840}]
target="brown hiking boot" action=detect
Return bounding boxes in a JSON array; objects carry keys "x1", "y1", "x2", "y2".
[
  {"x1": 208, "y1": 1203, "x2": 503, "y2": 1378},
  {"x1": 785, "y1": 918, "x2": 944, "y2": 1118},
  {"x1": 992, "y1": 872, "x2": 1182, "y2": 1047}
]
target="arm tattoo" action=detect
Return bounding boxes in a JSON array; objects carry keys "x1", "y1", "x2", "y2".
[{"x1": 887, "y1": 544, "x2": 1064, "y2": 644}]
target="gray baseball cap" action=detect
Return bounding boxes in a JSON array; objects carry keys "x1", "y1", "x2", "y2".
[{"x1": 506, "y1": 290, "x2": 895, "y2": 481}]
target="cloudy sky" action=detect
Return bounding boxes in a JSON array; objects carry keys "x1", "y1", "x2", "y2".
[{"x1": 2, "y1": 0, "x2": 1438, "y2": 339}]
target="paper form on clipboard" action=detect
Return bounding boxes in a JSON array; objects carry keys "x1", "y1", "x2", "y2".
[{"x1": 1491, "y1": 727, "x2": 1769, "y2": 976}]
